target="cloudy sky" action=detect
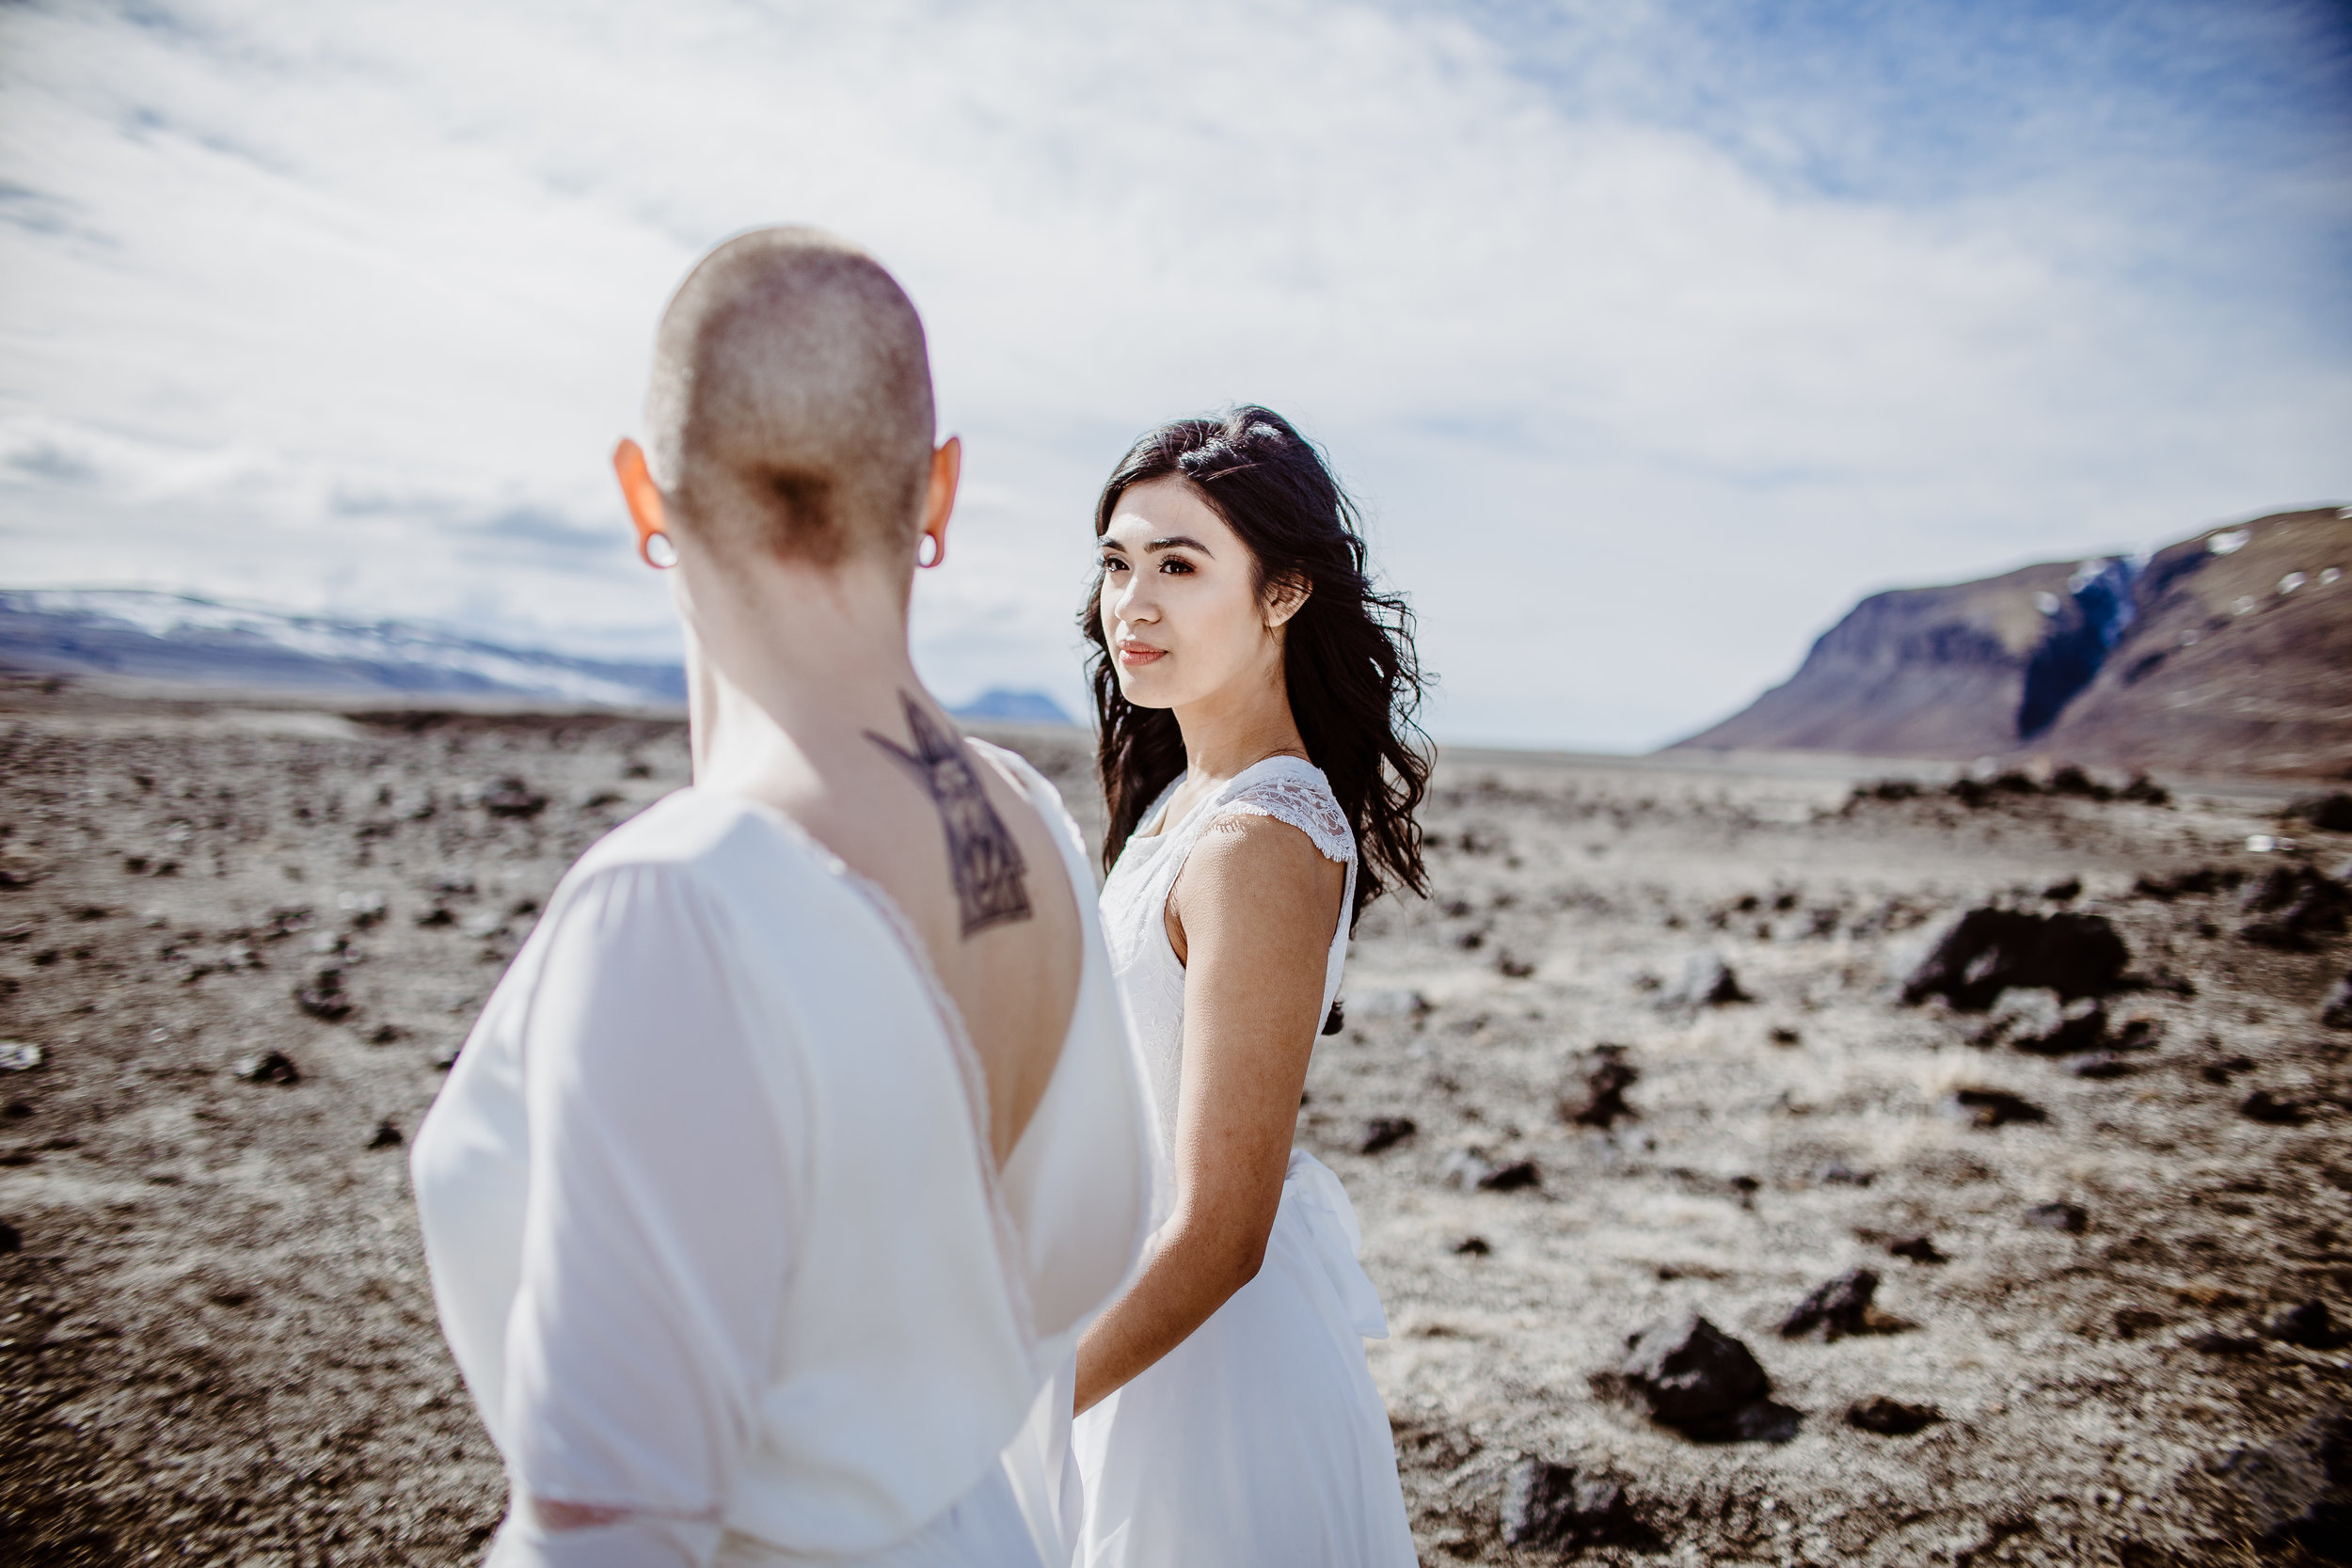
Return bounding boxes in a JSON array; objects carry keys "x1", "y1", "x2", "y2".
[{"x1": 2, "y1": 0, "x2": 2346, "y2": 748}]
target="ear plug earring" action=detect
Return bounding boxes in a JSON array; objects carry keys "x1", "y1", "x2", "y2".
[
  {"x1": 917, "y1": 535, "x2": 943, "y2": 568},
  {"x1": 641, "y1": 531, "x2": 677, "y2": 569}
]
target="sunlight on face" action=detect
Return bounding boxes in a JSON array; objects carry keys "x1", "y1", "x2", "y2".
[{"x1": 1097, "y1": 477, "x2": 1283, "y2": 712}]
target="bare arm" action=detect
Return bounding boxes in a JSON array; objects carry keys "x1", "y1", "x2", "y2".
[{"x1": 1073, "y1": 813, "x2": 1346, "y2": 1415}]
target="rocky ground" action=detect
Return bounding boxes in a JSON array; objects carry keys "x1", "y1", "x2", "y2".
[{"x1": 0, "y1": 679, "x2": 2346, "y2": 1566}]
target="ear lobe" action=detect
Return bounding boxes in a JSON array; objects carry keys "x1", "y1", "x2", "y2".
[{"x1": 612, "y1": 438, "x2": 670, "y2": 562}]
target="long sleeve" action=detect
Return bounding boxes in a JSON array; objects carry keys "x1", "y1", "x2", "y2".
[{"x1": 492, "y1": 863, "x2": 801, "y2": 1568}]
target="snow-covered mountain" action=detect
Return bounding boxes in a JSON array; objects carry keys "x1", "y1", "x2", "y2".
[
  {"x1": 0, "y1": 589, "x2": 687, "y2": 706},
  {"x1": 0, "y1": 589, "x2": 1080, "y2": 724}
]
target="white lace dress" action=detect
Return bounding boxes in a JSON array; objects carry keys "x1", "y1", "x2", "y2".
[{"x1": 1073, "y1": 756, "x2": 1416, "y2": 1568}]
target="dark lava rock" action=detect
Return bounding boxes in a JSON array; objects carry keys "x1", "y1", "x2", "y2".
[
  {"x1": 2293, "y1": 792, "x2": 2352, "y2": 832},
  {"x1": 1847, "y1": 1396, "x2": 1942, "y2": 1436},
  {"x1": 232, "y1": 1050, "x2": 300, "y2": 1085},
  {"x1": 482, "y1": 777, "x2": 549, "y2": 818},
  {"x1": 2201, "y1": 1053, "x2": 2255, "y2": 1085},
  {"x1": 2327, "y1": 972, "x2": 2352, "y2": 1030},
  {"x1": 2215, "y1": 1413, "x2": 2352, "y2": 1560},
  {"x1": 1947, "y1": 1087, "x2": 2048, "y2": 1129},
  {"x1": 1559, "y1": 1043, "x2": 1639, "y2": 1128},
  {"x1": 294, "y1": 968, "x2": 353, "y2": 1022},
  {"x1": 414, "y1": 905, "x2": 455, "y2": 927},
  {"x1": 1359, "y1": 1117, "x2": 1417, "y2": 1155},
  {"x1": 1781, "y1": 1268, "x2": 1879, "y2": 1340},
  {"x1": 2189, "y1": 1330, "x2": 2265, "y2": 1355},
  {"x1": 1617, "y1": 1311, "x2": 1787, "y2": 1440},
  {"x1": 1768, "y1": 1026, "x2": 1802, "y2": 1046},
  {"x1": 1662, "y1": 953, "x2": 1749, "y2": 1007},
  {"x1": 0, "y1": 1219, "x2": 18, "y2": 1253},
  {"x1": 2266, "y1": 1301, "x2": 2350, "y2": 1351},
  {"x1": 430, "y1": 1041, "x2": 463, "y2": 1071},
  {"x1": 2134, "y1": 865, "x2": 2243, "y2": 901},
  {"x1": 1495, "y1": 952, "x2": 1535, "y2": 979},
  {"x1": 366, "y1": 1117, "x2": 404, "y2": 1150},
  {"x1": 2047, "y1": 766, "x2": 2113, "y2": 801},
  {"x1": 2239, "y1": 864, "x2": 2351, "y2": 950},
  {"x1": 2120, "y1": 774, "x2": 2171, "y2": 805},
  {"x1": 1889, "y1": 1235, "x2": 1947, "y2": 1264},
  {"x1": 1498, "y1": 1457, "x2": 1642, "y2": 1550},
  {"x1": 1452, "y1": 1236, "x2": 1491, "y2": 1256},
  {"x1": 2242, "y1": 1089, "x2": 2312, "y2": 1126},
  {"x1": 1813, "y1": 1159, "x2": 1873, "y2": 1186},
  {"x1": 2042, "y1": 877, "x2": 2083, "y2": 901},
  {"x1": 1477, "y1": 1159, "x2": 1541, "y2": 1193},
  {"x1": 1973, "y1": 989, "x2": 2108, "y2": 1054},
  {"x1": 2067, "y1": 1052, "x2": 2136, "y2": 1079},
  {"x1": 1902, "y1": 908, "x2": 2130, "y2": 1010},
  {"x1": 2024, "y1": 1200, "x2": 2088, "y2": 1232}
]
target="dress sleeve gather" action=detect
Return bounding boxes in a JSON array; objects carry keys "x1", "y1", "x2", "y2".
[
  {"x1": 1214, "y1": 772, "x2": 1355, "y2": 864},
  {"x1": 493, "y1": 862, "x2": 801, "y2": 1568}
]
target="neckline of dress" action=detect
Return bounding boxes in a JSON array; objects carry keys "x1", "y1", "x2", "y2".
[
  {"x1": 664, "y1": 782, "x2": 1055, "y2": 1351},
  {"x1": 1136, "y1": 752, "x2": 1323, "y2": 843}
]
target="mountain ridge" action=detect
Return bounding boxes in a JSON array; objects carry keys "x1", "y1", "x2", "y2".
[
  {"x1": 1669, "y1": 506, "x2": 2351, "y2": 777},
  {"x1": 0, "y1": 588, "x2": 1076, "y2": 726}
]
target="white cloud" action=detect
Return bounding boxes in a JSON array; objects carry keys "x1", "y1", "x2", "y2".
[{"x1": 1, "y1": 0, "x2": 2345, "y2": 744}]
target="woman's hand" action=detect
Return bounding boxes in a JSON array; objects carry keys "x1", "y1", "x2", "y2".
[{"x1": 1073, "y1": 812, "x2": 1344, "y2": 1414}]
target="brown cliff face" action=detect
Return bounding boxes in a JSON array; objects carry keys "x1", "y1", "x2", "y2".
[
  {"x1": 1671, "y1": 507, "x2": 2351, "y2": 778},
  {"x1": 2041, "y1": 508, "x2": 2352, "y2": 778}
]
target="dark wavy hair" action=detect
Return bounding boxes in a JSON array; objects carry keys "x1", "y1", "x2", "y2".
[{"x1": 1080, "y1": 406, "x2": 1431, "y2": 927}]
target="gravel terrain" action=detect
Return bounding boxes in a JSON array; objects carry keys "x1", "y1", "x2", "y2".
[{"x1": 0, "y1": 680, "x2": 2345, "y2": 1565}]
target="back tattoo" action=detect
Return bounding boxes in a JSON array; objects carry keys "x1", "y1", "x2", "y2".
[{"x1": 867, "y1": 693, "x2": 1034, "y2": 937}]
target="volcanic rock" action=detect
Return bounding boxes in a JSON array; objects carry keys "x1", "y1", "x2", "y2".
[
  {"x1": 1972, "y1": 988, "x2": 2108, "y2": 1054},
  {"x1": 2265, "y1": 1301, "x2": 2349, "y2": 1351},
  {"x1": 0, "y1": 1219, "x2": 19, "y2": 1253},
  {"x1": 1498, "y1": 1457, "x2": 1640, "y2": 1550},
  {"x1": 1947, "y1": 1087, "x2": 2048, "y2": 1129},
  {"x1": 294, "y1": 967, "x2": 353, "y2": 1022},
  {"x1": 1478, "y1": 1159, "x2": 1541, "y2": 1193},
  {"x1": 2238, "y1": 863, "x2": 2350, "y2": 950},
  {"x1": 1902, "y1": 909, "x2": 2130, "y2": 1010},
  {"x1": 232, "y1": 1050, "x2": 300, "y2": 1085},
  {"x1": 481, "y1": 776, "x2": 548, "y2": 818},
  {"x1": 1559, "y1": 1043, "x2": 1639, "y2": 1128},
  {"x1": 1452, "y1": 1236, "x2": 1490, "y2": 1256},
  {"x1": 2293, "y1": 792, "x2": 2352, "y2": 832},
  {"x1": 2241, "y1": 1090, "x2": 2312, "y2": 1126},
  {"x1": 1359, "y1": 1117, "x2": 1416, "y2": 1155},
  {"x1": 1888, "y1": 1235, "x2": 1947, "y2": 1264},
  {"x1": 1847, "y1": 1396, "x2": 1942, "y2": 1436},
  {"x1": 1616, "y1": 1311, "x2": 1789, "y2": 1441},
  {"x1": 2067, "y1": 1052, "x2": 2135, "y2": 1079},
  {"x1": 2024, "y1": 1201, "x2": 2088, "y2": 1232},
  {"x1": 2326, "y1": 971, "x2": 2352, "y2": 1030},
  {"x1": 366, "y1": 1117, "x2": 403, "y2": 1150},
  {"x1": 1662, "y1": 953, "x2": 1749, "y2": 1007},
  {"x1": 1780, "y1": 1268, "x2": 1879, "y2": 1340}
]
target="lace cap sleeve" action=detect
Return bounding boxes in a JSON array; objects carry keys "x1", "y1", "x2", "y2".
[{"x1": 1215, "y1": 768, "x2": 1355, "y2": 864}]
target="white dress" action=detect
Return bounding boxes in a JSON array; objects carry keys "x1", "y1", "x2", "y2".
[
  {"x1": 412, "y1": 744, "x2": 1155, "y2": 1568},
  {"x1": 1073, "y1": 757, "x2": 1416, "y2": 1568}
]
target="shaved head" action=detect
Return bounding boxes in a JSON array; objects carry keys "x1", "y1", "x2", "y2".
[{"x1": 646, "y1": 227, "x2": 935, "y2": 566}]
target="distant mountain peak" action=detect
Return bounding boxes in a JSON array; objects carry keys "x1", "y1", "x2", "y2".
[
  {"x1": 1668, "y1": 507, "x2": 2351, "y2": 778},
  {"x1": 0, "y1": 588, "x2": 685, "y2": 707}
]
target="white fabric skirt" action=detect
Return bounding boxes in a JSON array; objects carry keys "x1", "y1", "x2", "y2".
[{"x1": 1073, "y1": 1151, "x2": 1417, "y2": 1568}]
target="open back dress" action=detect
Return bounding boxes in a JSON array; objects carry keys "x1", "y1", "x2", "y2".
[{"x1": 413, "y1": 742, "x2": 1155, "y2": 1567}]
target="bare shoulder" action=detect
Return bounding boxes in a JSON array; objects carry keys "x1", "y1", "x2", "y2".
[{"x1": 1179, "y1": 810, "x2": 1344, "y2": 915}]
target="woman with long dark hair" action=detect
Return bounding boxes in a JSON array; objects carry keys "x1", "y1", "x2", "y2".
[{"x1": 1070, "y1": 408, "x2": 1430, "y2": 1565}]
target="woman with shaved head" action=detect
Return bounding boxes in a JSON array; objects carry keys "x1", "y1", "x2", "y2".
[
  {"x1": 410, "y1": 228, "x2": 1155, "y2": 1568},
  {"x1": 1071, "y1": 408, "x2": 1430, "y2": 1565}
]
